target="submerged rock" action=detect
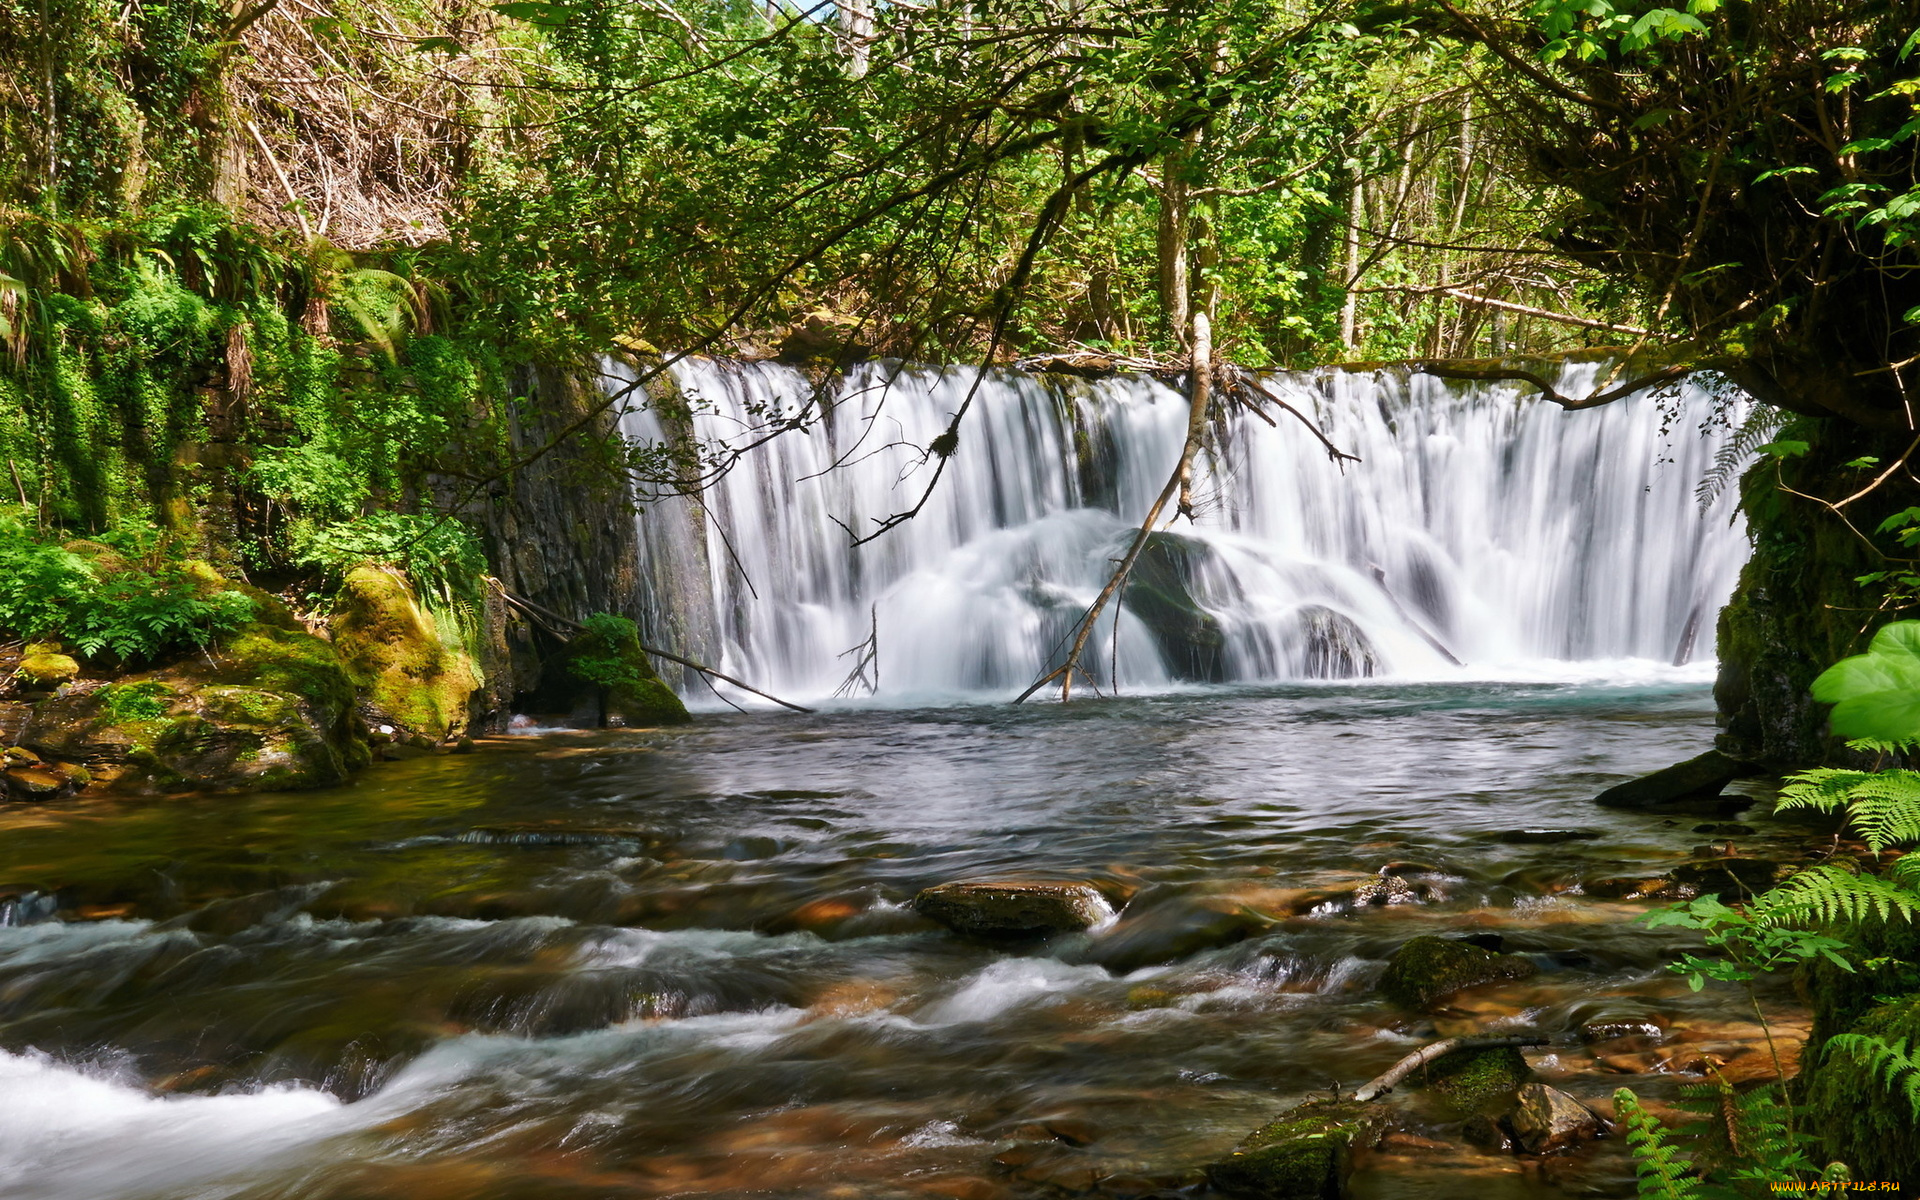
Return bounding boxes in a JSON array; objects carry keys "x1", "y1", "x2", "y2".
[
  {"x1": 1377, "y1": 935, "x2": 1535, "y2": 1010},
  {"x1": 1666, "y1": 856, "x2": 1789, "y2": 900},
  {"x1": 913, "y1": 880, "x2": 1114, "y2": 936},
  {"x1": 1594, "y1": 750, "x2": 1761, "y2": 810},
  {"x1": 1495, "y1": 829, "x2": 1600, "y2": 845},
  {"x1": 1205, "y1": 1099, "x2": 1387, "y2": 1199},
  {"x1": 1508, "y1": 1083, "x2": 1608, "y2": 1154},
  {"x1": 1084, "y1": 889, "x2": 1268, "y2": 970}
]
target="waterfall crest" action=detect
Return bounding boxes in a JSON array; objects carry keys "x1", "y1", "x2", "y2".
[{"x1": 615, "y1": 358, "x2": 1751, "y2": 703}]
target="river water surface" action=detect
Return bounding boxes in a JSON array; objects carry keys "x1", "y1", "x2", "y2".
[{"x1": 0, "y1": 680, "x2": 1807, "y2": 1200}]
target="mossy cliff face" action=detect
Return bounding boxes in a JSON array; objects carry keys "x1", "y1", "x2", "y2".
[
  {"x1": 328, "y1": 566, "x2": 484, "y2": 741},
  {"x1": 24, "y1": 622, "x2": 368, "y2": 793},
  {"x1": 1716, "y1": 421, "x2": 1920, "y2": 767}
]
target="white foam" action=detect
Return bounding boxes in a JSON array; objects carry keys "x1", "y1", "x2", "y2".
[
  {"x1": 0, "y1": 1049, "x2": 341, "y2": 1200},
  {"x1": 915, "y1": 958, "x2": 1108, "y2": 1025}
]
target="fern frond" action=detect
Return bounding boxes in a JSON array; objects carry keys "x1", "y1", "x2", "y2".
[
  {"x1": 1616, "y1": 1088, "x2": 1703, "y2": 1200},
  {"x1": 1778, "y1": 769, "x2": 1884, "y2": 815},
  {"x1": 1833, "y1": 771, "x2": 1920, "y2": 852},
  {"x1": 1754, "y1": 864, "x2": 1918, "y2": 927},
  {"x1": 1826, "y1": 1034, "x2": 1920, "y2": 1120},
  {"x1": 1697, "y1": 405, "x2": 1784, "y2": 513}
]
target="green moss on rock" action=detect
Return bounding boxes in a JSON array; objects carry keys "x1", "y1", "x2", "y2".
[
  {"x1": 1802, "y1": 992, "x2": 1920, "y2": 1186},
  {"x1": 1378, "y1": 935, "x2": 1536, "y2": 1010},
  {"x1": 16, "y1": 651, "x2": 79, "y2": 688},
  {"x1": 564, "y1": 613, "x2": 689, "y2": 726},
  {"x1": 1422, "y1": 1045, "x2": 1533, "y2": 1115},
  {"x1": 328, "y1": 566, "x2": 483, "y2": 740},
  {"x1": 1206, "y1": 1099, "x2": 1387, "y2": 1199}
]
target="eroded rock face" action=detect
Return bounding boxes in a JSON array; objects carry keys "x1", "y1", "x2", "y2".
[
  {"x1": 912, "y1": 880, "x2": 1114, "y2": 936},
  {"x1": 1206, "y1": 1099, "x2": 1387, "y2": 1199},
  {"x1": 1377, "y1": 935, "x2": 1536, "y2": 1011},
  {"x1": 1509, "y1": 1083, "x2": 1608, "y2": 1154}
]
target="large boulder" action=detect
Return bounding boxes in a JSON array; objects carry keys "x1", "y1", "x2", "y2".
[
  {"x1": 1508, "y1": 1083, "x2": 1608, "y2": 1154},
  {"x1": 1594, "y1": 750, "x2": 1762, "y2": 810},
  {"x1": 559, "y1": 614, "x2": 689, "y2": 726},
  {"x1": 1378, "y1": 935, "x2": 1535, "y2": 1011},
  {"x1": 1122, "y1": 532, "x2": 1228, "y2": 682},
  {"x1": 1205, "y1": 1099, "x2": 1388, "y2": 1199},
  {"x1": 329, "y1": 566, "x2": 485, "y2": 740},
  {"x1": 23, "y1": 624, "x2": 367, "y2": 793},
  {"x1": 912, "y1": 880, "x2": 1114, "y2": 936}
]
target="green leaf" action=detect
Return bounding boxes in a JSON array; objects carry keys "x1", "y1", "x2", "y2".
[
  {"x1": 1756, "y1": 439, "x2": 1809, "y2": 458},
  {"x1": 493, "y1": 1, "x2": 575, "y2": 27}
]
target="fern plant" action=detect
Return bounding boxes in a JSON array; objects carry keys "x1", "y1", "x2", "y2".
[
  {"x1": 1824, "y1": 1034, "x2": 1920, "y2": 1120},
  {"x1": 1615, "y1": 1088, "x2": 1702, "y2": 1200}
]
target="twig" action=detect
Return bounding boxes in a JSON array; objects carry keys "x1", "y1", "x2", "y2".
[{"x1": 1352, "y1": 1034, "x2": 1548, "y2": 1102}]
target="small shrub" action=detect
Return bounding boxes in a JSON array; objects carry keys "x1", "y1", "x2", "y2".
[{"x1": 100, "y1": 681, "x2": 173, "y2": 721}]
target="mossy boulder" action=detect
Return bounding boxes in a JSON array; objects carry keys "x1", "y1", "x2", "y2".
[
  {"x1": 1205, "y1": 1099, "x2": 1388, "y2": 1199},
  {"x1": 1802, "y1": 992, "x2": 1920, "y2": 1187},
  {"x1": 1421, "y1": 1044, "x2": 1534, "y2": 1115},
  {"x1": 1594, "y1": 749, "x2": 1761, "y2": 810},
  {"x1": 1378, "y1": 935, "x2": 1535, "y2": 1011},
  {"x1": 16, "y1": 650, "x2": 79, "y2": 689},
  {"x1": 22, "y1": 623, "x2": 366, "y2": 793},
  {"x1": 328, "y1": 566, "x2": 484, "y2": 741},
  {"x1": 560, "y1": 614, "x2": 690, "y2": 726}
]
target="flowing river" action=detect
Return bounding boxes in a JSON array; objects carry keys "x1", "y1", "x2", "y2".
[{"x1": 0, "y1": 364, "x2": 1800, "y2": 1199}]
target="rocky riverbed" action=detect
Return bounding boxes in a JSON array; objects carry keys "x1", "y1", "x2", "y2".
[{"x1": 0, "y1": 679, "x2": 1829, "y2": 1199}]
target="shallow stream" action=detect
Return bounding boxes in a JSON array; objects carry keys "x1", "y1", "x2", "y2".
[{"x1": 0, "y1": 680, "x2": 1808, "y2": 1200}]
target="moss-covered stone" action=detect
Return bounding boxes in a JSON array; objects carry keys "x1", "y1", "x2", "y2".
[
  {"x1": 1801, "y1": 992, "x2": 1920, "y2": 1187},
  {"x1": 22, "y1": 621, "x2": 366, "y2": 793},
  {"x1": 562, "y1": 614, "x2": 690, "y2": 726},
  {"x1": 1205, "y1": 1099, "x2": 1387, "y2": 1199},
  {"x1": 1421, "y1": 1045, "x2": 1533, "y2": 1115},
  {"x1": 16, "y1": 651, "x2": 79, "y2": 688},
  {"x1": 1378, "y1": 935, "x2": 1535, "y2": 1010},
  {"x1": 328, "y1": 566, "x2": 484, "y2": 741}
]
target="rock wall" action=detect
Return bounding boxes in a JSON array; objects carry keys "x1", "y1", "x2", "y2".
[{"x1": 1715, "y1": 419, "x2": 1919, "y2": 768}]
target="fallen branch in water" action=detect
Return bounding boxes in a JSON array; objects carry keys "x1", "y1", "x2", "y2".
[
  {"x1": 491, "y1": 583, "x2": 817, "y2": 714},
  {"x1": 1351, "y1": 1034, "x2": 1549, "y2": 1102}
]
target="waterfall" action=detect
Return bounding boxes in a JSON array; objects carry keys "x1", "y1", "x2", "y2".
[{"x1": 614, "y1": 358, "x2": 1751, "y2": 703}]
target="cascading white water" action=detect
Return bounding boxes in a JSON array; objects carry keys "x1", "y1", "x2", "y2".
[{"x1": 614, "y1": 357, "x2": 1751, "y2": 703}]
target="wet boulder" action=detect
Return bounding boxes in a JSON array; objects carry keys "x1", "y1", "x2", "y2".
[
  {"x1": 1083, "y1": 889, "x2": 1269, "y2": 970},
  {"x1": 14, "y1": 647, "x2": 79, "y2": 690},
  {"x1": 329, "y1": 566, "x2": 488, "y2": 740},
  {"x1": 1121, "y1": 532, "x2": 1228, "y2": 682},
  {"x1": 1422, "y1": 1044, "x2": 1534, "y2": 1114},
  {"x1": 1508, "y1": 1083, "x2": 1608, "y2": 1154},
  {"x1": 1205, "y1": 1099, "x2": 1388, "y2": 1199},
  {"x1": 1378, "y1": 935, "x2": 1535, "y2": 1011},
  {"x1": 913, "y1": 880, "x2": 1114, "y2": 936},
  {"x1": 1296, "y1": 605, "x2": 1379, "y2": 679},
  {"x1": 1594, "y1": 750, "x2": 1761, "y2": 810}
]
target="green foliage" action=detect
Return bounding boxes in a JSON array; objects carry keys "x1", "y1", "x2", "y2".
[
  {"x1": 0, "y1": 508, "x2": 253, "y2": 663},
  {"x1": 567, "y1": 613, "x2": 649, "y2": 693},
  {"x1": 1644, "y1": 895, "x2": 1858, "y2": 992},
  {"x1": 1825, "y1": 1034, "x2": 1920, "y2": 1121},
  {"x1": 1613, "y1": 1089, "x2": 1700, "y2": 1200},
  {"x1": 98, "y1": 681, "x2": 172, "y2": 721},
  {"x1": 1808, "y1": 621, "x2": 1920, "y2": 746},
  {"x1": 291, "y1": 511, "x2": 485, "y2": 618}
]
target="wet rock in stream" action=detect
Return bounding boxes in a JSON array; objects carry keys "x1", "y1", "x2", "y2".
[
  {"x1": 913, "y1": 880, "x2": 1116, "y2": 936},
  {"x1": 1377, "y1": 935, "x2": 1536, "y2": 1011},
  {"x1": 1508, "y1": 1082, "x2": 1610, "y2": 1154},
  {"x1": 1593, "y1": 749, "x2": 1761, "y2": 811},
  {"x1": 1205, "y1": 1099, "x2": 1388, "y2": 1199}
]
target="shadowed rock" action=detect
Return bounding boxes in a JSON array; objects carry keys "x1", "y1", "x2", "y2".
[
  {"x1": 1594, "y1": 749, "x2": 1762, "y2": 810},
  {"x1": 912, "y1": 880, "x2": 1114, "y2": 936},
  {"x1": 1509, "y1": 1083, "x2": 1609, "y2": 1154},
  {"x1": 1378, "y1": 935, "x2": 1535, "y2": 1010}
]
